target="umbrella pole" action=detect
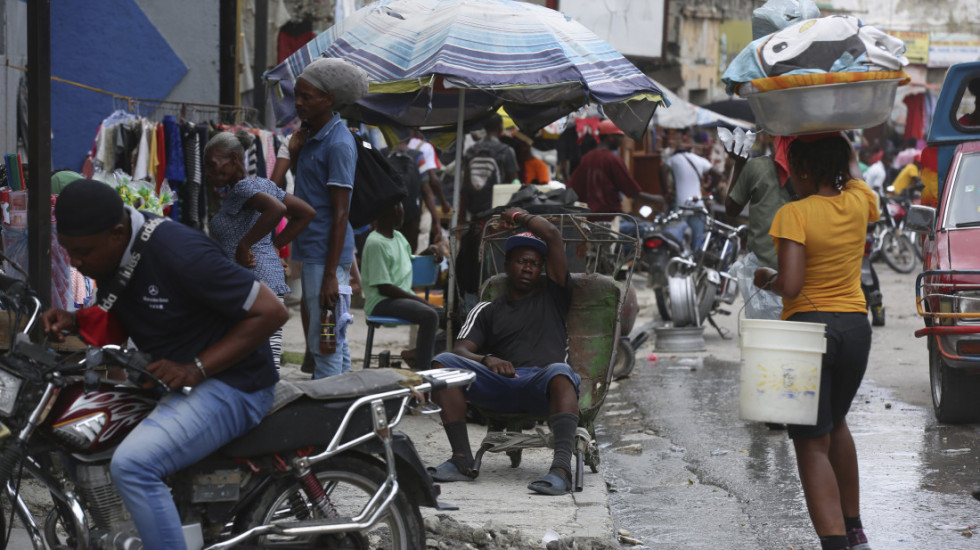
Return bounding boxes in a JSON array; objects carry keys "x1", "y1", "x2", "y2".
[{"x1": 446, "y1": 89, "x2": 466, "y2": 351}]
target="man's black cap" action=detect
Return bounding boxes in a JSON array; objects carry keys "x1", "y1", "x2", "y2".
[{"x1": 54, "y1": 179, "x2": 124, "y2": 237}]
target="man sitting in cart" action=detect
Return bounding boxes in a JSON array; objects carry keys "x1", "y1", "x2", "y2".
[{"x1": 427, "y1": 206, "x2": 581, "y2": 495}]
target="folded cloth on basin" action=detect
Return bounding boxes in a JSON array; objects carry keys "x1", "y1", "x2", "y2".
[
  {"x1": 723, "y1": 15, "x2": 909, "y2": 96},
  {"x1": 741, "y1": 70, "x2": 910, "y2": 95}
]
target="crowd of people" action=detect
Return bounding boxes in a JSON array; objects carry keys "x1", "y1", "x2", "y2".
[{"x1": 37, "y1": 49, "x2": 944, "y2": 549}]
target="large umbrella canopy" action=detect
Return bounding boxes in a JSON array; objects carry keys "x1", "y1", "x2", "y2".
[{"x1": 266, "y1": 0, "x2": 668, "y2": 141}]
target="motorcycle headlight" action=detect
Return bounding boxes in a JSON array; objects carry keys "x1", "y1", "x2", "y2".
[{"x1": 0, "y1": 367, "x2": 23, "y2": 417}]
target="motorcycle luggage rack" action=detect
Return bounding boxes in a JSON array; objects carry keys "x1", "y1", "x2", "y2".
[{"x1": 208, "y1": 368, "x2": 474, "y2": 550}]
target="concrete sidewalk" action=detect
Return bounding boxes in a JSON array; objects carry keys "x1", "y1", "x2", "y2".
[{"x1": 278, "y1": 300, "x2": 619, "y2": 548}]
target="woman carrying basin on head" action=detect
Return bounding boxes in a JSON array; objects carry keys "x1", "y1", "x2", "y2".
[{"x1": 753, "y1": 133, "x2": 879, "y2": 550}]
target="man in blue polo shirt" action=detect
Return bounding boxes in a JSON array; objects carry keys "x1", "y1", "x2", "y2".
[
  {"x1": 42, "y1": 179, "x2": 287, "y2": 550},
  {"x1": 289, "y1": 57, "x2": 369, "y2": 378}
]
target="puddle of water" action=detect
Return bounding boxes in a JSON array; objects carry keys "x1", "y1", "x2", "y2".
[{"x1": 599, "y1": 354, "x2": 980, "y2": 549}]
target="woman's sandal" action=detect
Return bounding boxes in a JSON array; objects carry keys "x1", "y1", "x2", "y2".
[
  {"x1": 427, "y1": 460, "x2": 477, "y2": 482},
  {"x1": 527, "y1": 468, "x2": 572, "y2": 495}
]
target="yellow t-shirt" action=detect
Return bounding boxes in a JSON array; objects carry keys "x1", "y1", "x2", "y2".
[
  {"x1": 890, "y1": 163, "x2": 919, "y2": 195},
  {"x1": 770, "y1": 179, "x2": 880, "y2": 319}
]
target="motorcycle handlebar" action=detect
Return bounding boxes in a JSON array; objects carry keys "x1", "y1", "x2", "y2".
[{"x1": 0, "y1": 273, "x2": 26, "y2": 298}]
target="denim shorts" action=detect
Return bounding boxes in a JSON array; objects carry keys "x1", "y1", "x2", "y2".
[
  {"x1": 785, "y1": 311, "x2": 872, "y2": 440},
  {"x1": 433, "y1": 352, "x2": 580, "y2": 416}
]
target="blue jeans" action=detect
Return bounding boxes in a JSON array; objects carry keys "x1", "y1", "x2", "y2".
[
  {"x1": 433, "y1": 352, "x2": 580, "y2": 416},
  {"x1": 685, "y1": 214, "x2": 705, "y2": 251},
  {"x1": 110, "y1": 379, "x2": 274, "y2": 550},
  {"x1": 302, "y1": 262, "x2": 352, "y2": 378}
]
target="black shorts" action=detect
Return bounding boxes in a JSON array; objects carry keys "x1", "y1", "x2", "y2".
[{"x1": 785, "y1": 311, "x2": 872, "y2": 440}]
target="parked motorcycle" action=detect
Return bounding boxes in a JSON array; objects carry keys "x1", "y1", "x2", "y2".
[
  {"x1": 862, "y1": 224, "x2": 886, "y2": 326},
  {"x1": 639, "y1": 210, "x2": 690, "y2": 321},
  {"x1": 871, "y1": 192, "x2": 918, "y2": 274},
  {"x1": 0, "y1": 274, "x2": 474, "y2": 550},
  {"x1": 666, "y1": 199, "x2": 746, "y2": 332}
]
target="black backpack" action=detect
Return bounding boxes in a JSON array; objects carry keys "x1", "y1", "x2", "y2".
[
  {"x1": 349, "y1": 131, "x2": 408, "y2": 228},
  {"x1": 383, "y1": 148, "x2": 424, "y2": 222}
]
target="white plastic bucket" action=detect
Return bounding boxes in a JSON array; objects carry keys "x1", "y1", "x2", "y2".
[{"x1": 739, "y1": 319, "x2": 826, "y2": 425}]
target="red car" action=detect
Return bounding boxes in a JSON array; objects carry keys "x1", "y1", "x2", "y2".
[{"x1": 911, "y1": 62, "x2": 980, "y2": 423}]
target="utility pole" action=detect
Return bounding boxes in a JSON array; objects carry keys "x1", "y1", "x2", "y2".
[
  {"x1": 219, "y1": 0, "x2": 238, "y2": 108},
  {"x1": 27, "y1": 0, "x2": 51, "y2": 310},
  {"x1": 253, "y1": 0, "x2": 269, "y2": 122}
]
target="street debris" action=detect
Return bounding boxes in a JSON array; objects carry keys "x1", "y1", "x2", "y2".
[
  {"x1": 940, "y1": 448, "x2": 971, "y2": 455},
  {"x1": 614, "y1": 443, "x2": 643, "y2": 455}
]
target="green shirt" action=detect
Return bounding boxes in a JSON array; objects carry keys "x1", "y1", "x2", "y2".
[
  {"x1": 727, "y1": 157, "x2": 793, "y2": 269},
  {"x1": 362, "y1": 230, "x2": 414, "y2": 315}
]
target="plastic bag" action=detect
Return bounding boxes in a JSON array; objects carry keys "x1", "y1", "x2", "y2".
[
  {"x1": 730, "y1": 252, "x2": 783, "y2": 320},
  {"x1": 92, "y1": 169, "x2": 174, "y2": 215},
  {"x1": 752, "y1": 0, "x2": 821, "y2": 40},
  {"x1": 717, "y1": 128, "x2": 757, "y2": 159}
]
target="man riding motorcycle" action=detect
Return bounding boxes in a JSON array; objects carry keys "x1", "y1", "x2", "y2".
[{"x1": 41, "y1": 179, "x2": 287, "y2": 550}]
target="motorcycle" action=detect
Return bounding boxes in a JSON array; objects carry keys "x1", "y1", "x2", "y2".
[
  {"x1": 665, "y1": 199, "x2": 746, "y2": 333},
  {"x1": 862, "y1": 224, "x2": 886, "y2": 327},
  {"x1": 0, "y1": 274, "x2": 474, "y2": 550},
  {"x1": 871, "y1": 192, "x2": 918, "y2": 274},
  {"x1": 639, "y1": 210, "x2": 690, "y2": 322}
]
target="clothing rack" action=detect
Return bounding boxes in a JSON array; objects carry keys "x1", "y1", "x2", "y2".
[
  {"x1": 5, "y1": 60, "x2": 259, "y2": 126},
  {"x1": 111, "y1": 96, "x2": 259, "y2": 126}
]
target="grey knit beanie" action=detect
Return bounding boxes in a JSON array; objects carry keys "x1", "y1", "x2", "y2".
[{"x1": 297, "y1": 57, "x2": 369, "y2": 108}]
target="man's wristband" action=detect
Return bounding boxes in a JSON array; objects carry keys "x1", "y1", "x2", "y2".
[
  {"x1": 510, "y1": 210, "x2": 523, "y2": 223},
  {"x1": 193, "y1": 357, "x2": 207, "y2": 379}
]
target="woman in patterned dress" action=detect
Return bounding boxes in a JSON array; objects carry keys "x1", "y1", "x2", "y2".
[{"x1": 205, "y1": 131, "x2": 315, "y2": 367}]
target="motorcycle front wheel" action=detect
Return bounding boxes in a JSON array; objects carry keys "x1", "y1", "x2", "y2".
[
  {"x1": 235, "y1": 455, "x2": 425, "y2": 550},
  {"x1": 653, "y1": 287, "x2": 671, "y2": 322},
  {"x1": 880, "y1": 230, "x2": 917, "y2": 273}
]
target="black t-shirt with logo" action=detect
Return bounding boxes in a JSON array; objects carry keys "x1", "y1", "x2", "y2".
[
  {"x1": 97, "y1": 214, "x2": 278, "y2": 393},
  {"x1": 457, "y1": 275, "x2": 572, "y2": 367}
]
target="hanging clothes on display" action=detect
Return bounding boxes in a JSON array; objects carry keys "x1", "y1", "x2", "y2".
[{"x1": 87, "y1": 107, "x2": 285, "y2": 233}]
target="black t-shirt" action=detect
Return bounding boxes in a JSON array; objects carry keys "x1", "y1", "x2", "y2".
[
  {"x1": 457, "y1": 276, "x2": 572, "y2": 367},
  {"x1": 97, "y1": 214, "x2": 278, "y2": 393}
]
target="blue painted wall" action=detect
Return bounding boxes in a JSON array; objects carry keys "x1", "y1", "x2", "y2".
[{"x1": 50, "y1": 0, "x2": 216, "y2": 171}]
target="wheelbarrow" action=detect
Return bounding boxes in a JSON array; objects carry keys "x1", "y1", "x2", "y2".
[{"x1": 469, "y1": 214, "x2": 638, "y2": 491}]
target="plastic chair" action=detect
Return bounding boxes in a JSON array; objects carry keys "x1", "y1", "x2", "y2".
[{"x1": 363, "y1": 256, "x2": 441, "y2": 369}]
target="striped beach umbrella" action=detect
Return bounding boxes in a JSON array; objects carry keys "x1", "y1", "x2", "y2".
[{"x1": 266, "y1": 0, "x2": 668, "y2": 141}]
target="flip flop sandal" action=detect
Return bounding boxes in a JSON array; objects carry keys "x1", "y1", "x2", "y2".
[
  {"x1": 527, "y1": 469, "x2": 572, "y2": 495},
  {"x1": 427, "y1": 460, "x2": 477, "y2": 482}
]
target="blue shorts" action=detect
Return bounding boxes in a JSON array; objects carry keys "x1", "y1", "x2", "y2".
[
  {"x1": 785, "y1": 311, "x2": 871, "y2": 440},
  {"x1": 433, "y1": 352, "x2": 580, "y2": 416}
]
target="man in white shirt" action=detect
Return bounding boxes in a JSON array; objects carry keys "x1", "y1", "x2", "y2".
[
  {"x1": 408, "y1": 129, "x2": 449, "y2": 251},
  {"x1": 862, "y1": 150, "x2": 892, "y2": 196},
  {"x1": 663, "y1": 132, "x2": 714, "y2": 247}
]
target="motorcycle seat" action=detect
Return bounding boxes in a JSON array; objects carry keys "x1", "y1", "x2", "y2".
[
  {"x1": 269, "y1": 368, "x2": 422, "y2": 414},
  {"x1": 219, "y1": 369, "x2": 419, "y2": 458}
]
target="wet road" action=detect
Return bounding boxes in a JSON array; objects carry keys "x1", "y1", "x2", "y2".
[{"x1": 597, "y1": 267, "x2": 980, "y2": 549}]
